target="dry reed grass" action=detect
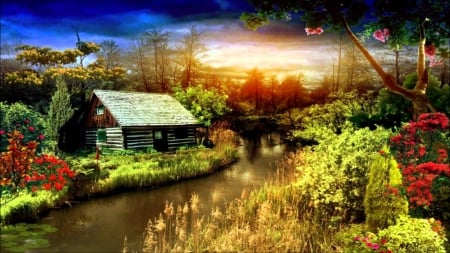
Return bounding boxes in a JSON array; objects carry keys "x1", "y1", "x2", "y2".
[{"x1": 131, "y1": 150, "x2": 340, "y2": 252}]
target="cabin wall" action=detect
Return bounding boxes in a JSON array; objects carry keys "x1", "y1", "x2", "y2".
[
  {"x1": 85, "y1": 127, "x2": 124, "y2": 149},
  {"x1": 85, "y1": 126, "x2": 198, "y2": 151},
  {"x1": 167, "y1": 127, "x2": 197, "y2": 151},
  {"x1": 123, "y1": 128, "x2": 153, "y2": 149},
  {"x1": 85, "y1": 98, "x2": 118, "y2": 128}
]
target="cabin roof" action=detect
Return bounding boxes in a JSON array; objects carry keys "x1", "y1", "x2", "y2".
[{"x1": 91, "y1": 89, "x2": 201, "y2": 127}]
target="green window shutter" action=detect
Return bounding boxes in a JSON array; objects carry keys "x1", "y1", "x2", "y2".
[{"x1": 97, "y1": 129, "x2": 107, "y2": 142}]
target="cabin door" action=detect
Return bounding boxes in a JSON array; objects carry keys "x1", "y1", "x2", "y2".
[{"x1": 153, "y1": 129, "x2": 168, "y2": 152}]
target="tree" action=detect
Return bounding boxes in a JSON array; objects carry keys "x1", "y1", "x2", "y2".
[
  {"x1": 174, "y1": 84, "x2": 229, "y2": 142},
  {"x1": 241, "y1": 0, "x2": 450, "y2": 119},
  {"x1": 144, "y1": 26, "x2": 172, "y2": 92},
  {"x1": 128, "y1": 35, "x2": 153, "y2": 91},
  {"x1": 177, "y1": 25, "x2": 207, "y2": 88},
  {"x1": 6, "y1": 44, "x2": 126, "y2": 109},
  {"x1": 73, "y1": 25, "x2": 100, "y2": 67},
  {"x1": 241, "y1": 68, "x2": 265, "y2": 111},
  {"x1": 279, "y1": 74, "x2": 309, "y2": 109},
  {"x1": 46, "y1": 78, "x2": 74, "y2": 153},
  {"x1": 96, "y1": 40, "x2": 122, "y2": 70}
]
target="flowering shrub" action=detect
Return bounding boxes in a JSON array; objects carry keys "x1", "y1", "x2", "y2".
[
  {"x1": 0, "y1": 130, "x2": 75, "y2": 199},
  {"x1": 339, "y1": 216, "x2": 446, "y2": 253},
  {"x1": 352, "y1": 233, "x2": 391, "y2": 253},
  {"x1": 0, "y1": 102, "x2": 46, "y2": 152},
  {"x1": 389, "y1": 112, "x2": 450, "y2": 208}
]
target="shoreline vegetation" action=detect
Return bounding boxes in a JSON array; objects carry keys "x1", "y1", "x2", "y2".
[{"x1": 0, "y1": 128, "x2": 239, "y2": 225}]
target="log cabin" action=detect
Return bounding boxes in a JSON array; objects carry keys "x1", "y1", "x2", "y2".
[{"x1": 80, "y1": 89, "x2": 202, "y2": 152}]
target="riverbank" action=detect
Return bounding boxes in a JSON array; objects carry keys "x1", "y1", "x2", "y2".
[{"x1": 0, "y1": 144, "x2": 239, "y2": 225}]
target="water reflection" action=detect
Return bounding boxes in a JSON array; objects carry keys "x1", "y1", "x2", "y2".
[{"x1": 34, "y1": 132, "x2": 289, "y2": 253}]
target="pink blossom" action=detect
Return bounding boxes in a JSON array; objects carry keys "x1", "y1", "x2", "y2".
[
  {"x1": 0, "y1": 129, "x2": 5, "y2": 135},
  {"x1": 305, "y1": 27, "x2": 324, "y2": 35},
  {"x1": 38, "y1": 134, "x2": 45, "y2": 140},
  {"x1": 28, "y1": 126, "x2": 35, "y2": 132},
  {"x1": 373, "y1": 28, "x2": 390, "y2": 43}
]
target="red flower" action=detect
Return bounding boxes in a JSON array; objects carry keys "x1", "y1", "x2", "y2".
[
  {"x1": 28, "y1": 126, "x2": 35, "y2": 132},
  {"x1": 54, "y1": 182, "x2": 64, "y2": 191},
  {"x1": 418, "y1": 145, "x2": 426, "y2": 157},
  {"x1": 49, "y1": 174, "x2": 57, "y2": 181},
  {"x1": 305, "y1": 27, "x2": 324, "y2": 35},
  {"x1": 38, "y1": 134, "x2": 45, "y2": 140},
  {"x1": 43, "y1": 183, "x2": 52, "y2": 190},
  {"x1": 0, "y1": 129, "x2": 5, "y2": 135}
]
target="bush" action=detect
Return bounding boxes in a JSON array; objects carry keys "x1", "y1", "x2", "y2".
[
  {"x1": 364, "y1": 152, "x2": 409, "y2": 232},
  {"x1": 377, "y1": 215, "x2": 447, "y2": 253},
  {"x1": 294, "y1": 126, "x2": 392, "y2": 222},
  {"x1": 337, "y1": 216, "x2": 447, "y2": 253}
]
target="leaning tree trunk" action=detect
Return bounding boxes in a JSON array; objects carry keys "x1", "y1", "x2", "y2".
[{"x1": 340, "y1": 16, "x2": 435, "y2": 120}]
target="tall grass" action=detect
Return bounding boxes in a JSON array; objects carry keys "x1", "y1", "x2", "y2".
[
  {"x1": 0, "y1": 190, "x2": 68, "y2": 224},
  {"x1": 136, "y1": 151, "x2": 340, "y2": 252},
  {"x1": 90, "y1": 145, "x2": 238, "y2": 196}
]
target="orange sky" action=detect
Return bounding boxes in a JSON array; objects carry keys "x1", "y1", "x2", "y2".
[{"x1": 200, "y1": 22, "x2": 337, "y2": 84}]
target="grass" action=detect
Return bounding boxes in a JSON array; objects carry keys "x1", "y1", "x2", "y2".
[{"x1": 135, "y1": 151, "x2": 341, "y2": 252}]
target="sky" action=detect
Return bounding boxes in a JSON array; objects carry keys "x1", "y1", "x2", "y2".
[{"x1": 1, "y1": 0, "x2": 338, "y2": 83}]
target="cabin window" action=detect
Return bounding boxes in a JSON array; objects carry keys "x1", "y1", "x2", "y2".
[
  {"x1": 96, "y1": 105, "x2": 105, "y2": 115},
  {"x1": 154, "y1": 130, "x2": 163, "y2": 140},
  {"x1": 174, "y1": 128, "x2": 189, "y2": 139},
  {"x1": 97, "y1": 129, "x2": 107, "y2": 142}
]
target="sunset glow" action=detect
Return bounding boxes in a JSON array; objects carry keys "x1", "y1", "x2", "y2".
[{"x1": 202, "y1": 26, "x2": 335, "y2": 82}]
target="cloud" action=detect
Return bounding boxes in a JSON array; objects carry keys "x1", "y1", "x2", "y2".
[{"x1": 214, "y1": 0, "x2": 231, "y2": 10}]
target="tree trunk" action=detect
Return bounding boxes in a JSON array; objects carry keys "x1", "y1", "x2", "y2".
[{"x1": 340, "y1": 16, "x2": 435, "y2": 120}]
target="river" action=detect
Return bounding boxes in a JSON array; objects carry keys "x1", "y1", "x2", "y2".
[{"x1": 32, "y1": 131, "x2": 290, "y2": 252}]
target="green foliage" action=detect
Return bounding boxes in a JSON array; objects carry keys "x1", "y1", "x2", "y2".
[
  {"x1": 46, "y1": 78, "x2": 74, "y2": 152},
  {"x1": 377, "y1": 215, "x2": 447, "y2": 253},
  {"x1": 174, "y1": 84, "x2": 229, "y2": 126},
  {"x1": 291, "y1": 90, "x2": 377, "y2": 142},
  {"x1": 364, "y1": 152, "x2": 409, "y2": 232},
  {"x1": 294, "y1": 126, "x2": 392, "y2": 222},
  {"x1": 370, "y1": 73, "x2": 450, "y2": 129},
  {"x1": 431, "y1": 175, "x2": 450, "y2": 221}
]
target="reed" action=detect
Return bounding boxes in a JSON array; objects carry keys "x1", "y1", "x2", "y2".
[{"x1": 139, "y1": 150, "x2": 339, "y2": 252}]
